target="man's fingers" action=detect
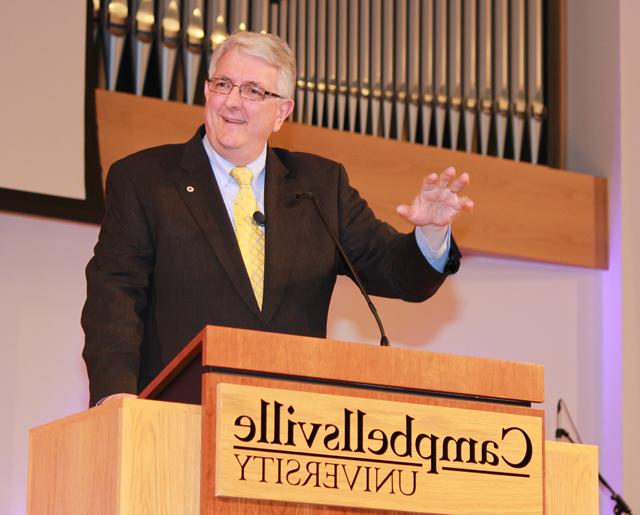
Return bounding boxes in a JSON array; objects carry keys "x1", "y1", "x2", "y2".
[
  {"x1": 449, "y1": 172, "x2": 470, "y2": 193},
  {"x1": 409, "y1": 168, "x2": 473, "y2": 224},
  {"x1": 396, "y1": 204, "x2": 411, "y2": 218},
  {"x1": 437, "y1": 166, "x2": 456, "y2": 189},
  {"x1": 458, "y1": 196, "x2": 474, "y2": 211},
  {"x1": 421, "y1": 173, "x2": 439, "y2": 192},
  {"x1": 422, "y1": 167, "x2": 466, "y2": 192}
]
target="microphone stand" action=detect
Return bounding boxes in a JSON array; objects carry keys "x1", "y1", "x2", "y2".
[
  {"x1": 294, "y1": 192, "x2": 390, "y2": 346},
  {"x1": 556, "y1": 428, "x2": 632, "y2": 514}
]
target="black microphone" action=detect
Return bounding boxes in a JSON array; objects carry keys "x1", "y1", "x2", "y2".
[
  {"x1": 252, "y1": 211, "x2": 266, "y2": 226},
  {"x1": 291, "y1": 191, "x2": 390, "y2": 347}
]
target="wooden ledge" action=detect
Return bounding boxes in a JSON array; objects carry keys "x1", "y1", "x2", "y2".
[
  {"x1": 96, "y1": 89, "x2": 608, "y2": 269},
  {"x1": 141, "y1": 325, "x2": 544, "y2": 405}
]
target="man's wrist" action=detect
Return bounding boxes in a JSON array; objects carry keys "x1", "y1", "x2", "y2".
[{"x1": 419, "y1": 224, "x2": 449, "y2": 252}]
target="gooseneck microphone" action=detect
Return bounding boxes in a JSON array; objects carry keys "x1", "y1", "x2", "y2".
[
  {"x1": 252, "y1": 211, "x2": 266, "y2": 226},
  {"x1": 291, "y1": 191, "x2": 390, "y2": 347}
]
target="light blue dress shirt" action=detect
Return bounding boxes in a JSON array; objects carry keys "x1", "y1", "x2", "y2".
[{"x1": 201, "y1": 136, "x2": 451, "y2": 272}]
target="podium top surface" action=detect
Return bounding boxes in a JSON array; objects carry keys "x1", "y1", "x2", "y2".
[{"x1": 143, "y1": 326, "x2": 544, "y2": 405}]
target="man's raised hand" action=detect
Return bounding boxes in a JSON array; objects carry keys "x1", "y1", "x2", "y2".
[{"x1": 396, "y1": 166, "x2": 474, "y2": 228}]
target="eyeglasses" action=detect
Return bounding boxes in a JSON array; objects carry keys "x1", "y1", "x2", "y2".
[{"x1": 206, "y1": 77, "x2": 284, "y2": 102}]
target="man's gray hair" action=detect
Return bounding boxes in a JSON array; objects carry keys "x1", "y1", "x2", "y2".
[{"x1": 208, "y1": 31, "x2": 297, "y2": 99}]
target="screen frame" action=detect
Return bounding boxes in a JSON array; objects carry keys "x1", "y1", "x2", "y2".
[{"x1": 0, "y1": 6, "x2": 104, "y2": 224}]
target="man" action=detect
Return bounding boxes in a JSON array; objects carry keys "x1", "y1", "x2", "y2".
[{"x1": 82, "y1": 31, "x2": 473, "y2": 407}]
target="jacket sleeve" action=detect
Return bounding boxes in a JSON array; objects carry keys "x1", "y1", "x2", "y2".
[{"x1": 81, "y1": 161, "x2": 155, "y2": 406}]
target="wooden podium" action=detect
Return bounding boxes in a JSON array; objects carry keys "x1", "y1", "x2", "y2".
[{"x1": 27, "y1": 326, "x2": 598, "y2": 514}]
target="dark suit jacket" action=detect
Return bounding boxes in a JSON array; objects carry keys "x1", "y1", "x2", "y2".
[{"x1": 82, "y1": 126, "x2": 460, "y2": 405}]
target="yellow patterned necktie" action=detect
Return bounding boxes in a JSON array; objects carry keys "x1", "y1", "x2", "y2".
[{"x1": 230, "y1": 167, "x2": 265, "y2": 310}]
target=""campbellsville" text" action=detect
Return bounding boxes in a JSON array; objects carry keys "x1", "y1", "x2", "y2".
[{"x1": 233, "y1": 399, "x2": 533, "y2": 475}]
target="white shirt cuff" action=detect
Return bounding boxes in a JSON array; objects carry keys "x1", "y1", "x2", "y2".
[{"x1": 414, "y1": 225, "x2": 451, "y2": 273}]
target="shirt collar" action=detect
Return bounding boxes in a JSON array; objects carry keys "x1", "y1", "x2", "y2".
[{"x1": 201, "y1": 135, "x2": 267, "y2": 187}]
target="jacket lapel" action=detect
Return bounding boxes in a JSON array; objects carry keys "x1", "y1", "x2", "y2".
[
  {"x1": 175, "y1": 127, "x2": 260, "y2": 315},
  {"x1": 261, "y1": 147, "x2": 303, "y2": 324}
]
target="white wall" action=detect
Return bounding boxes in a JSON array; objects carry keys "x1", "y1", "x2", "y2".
[
  {"x1": 619, "y1": 0, "x2": 640, "y2": 508},
  {"x1": 0, "y1": 213, "x2": 95, "y2": 515}
]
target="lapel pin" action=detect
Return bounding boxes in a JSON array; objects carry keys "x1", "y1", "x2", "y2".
[{"x1": 186, "y1": 185, "x2": 195, "y2": 193}]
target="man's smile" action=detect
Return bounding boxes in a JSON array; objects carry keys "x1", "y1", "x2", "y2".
[{"x1": 221, "y1": 115, "x2": 246, "y2": 125}]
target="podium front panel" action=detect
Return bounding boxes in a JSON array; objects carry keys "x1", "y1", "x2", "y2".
[{"x1": 201, "y1": 371, "x2": 544, "y2": 514}]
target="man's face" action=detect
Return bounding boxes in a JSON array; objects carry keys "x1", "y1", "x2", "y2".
[{"x1": 203, "y1": 49, "x2": 294, "y2": 165}]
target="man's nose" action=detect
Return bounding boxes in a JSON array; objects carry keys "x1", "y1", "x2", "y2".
[{"x1": 223, "y1": 85, "x2": 243, "y2": 107}]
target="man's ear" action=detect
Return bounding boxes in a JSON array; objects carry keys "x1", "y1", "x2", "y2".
[{"x1": 273, "y1": 98, "x2": 295, "y2": 132}]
